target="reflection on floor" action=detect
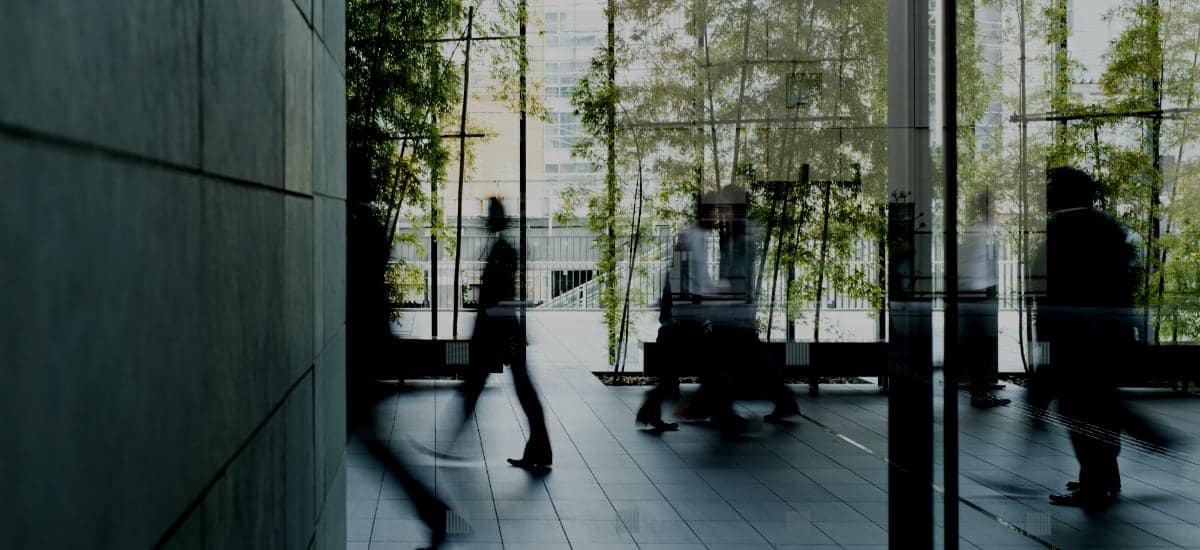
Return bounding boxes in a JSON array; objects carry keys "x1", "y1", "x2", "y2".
[{"x1": 350, "y1": 315, "x2": 1200, "y2": 549}]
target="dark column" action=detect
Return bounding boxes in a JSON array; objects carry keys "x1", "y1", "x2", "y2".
[{"x1": 887, "y1": 0, "x2": 935, "y2": 547}]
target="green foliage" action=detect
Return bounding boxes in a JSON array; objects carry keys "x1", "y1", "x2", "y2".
[
  {"x1": 348, "y1": 0, "x2": 461, "y2": 209},
  {"x1": 385, "y1": 259, "x2": 428, "y2": 305},
  {"x1": 347, "y1": 0, "x2": 464, "y2": 333},
  {"x1": 569, "y1": 10, "x2": 624, "y2": 362},
  {"x1": 348, "y1": 0, "x2": 548, "y2": 326},
  {"x1": 566, "y1": 0, "x2": 896, "y2": 347},
  {"x1": 1025, "y1": 0, "x2": 1200, "y2": 340},
  {"x1": 478, "y1": 0, "x2": 550, "y2": 121}
]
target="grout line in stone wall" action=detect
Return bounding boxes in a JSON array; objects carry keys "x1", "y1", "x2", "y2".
[
  {"x1": 198, "y1": 0, "x2": 204, "y2": 187},
  {"x1": 150, "y1": 363, "x2": 316, "y2": 549},
  {"x1": 0, "y1": 121, "x2": 313, "y2": 201}
]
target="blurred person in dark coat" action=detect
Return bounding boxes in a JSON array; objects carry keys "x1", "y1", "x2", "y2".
[
  {"x1": 448, "y1": 197, "x2": 552, "y2": 470},
  {"x1": 675, "y1": 186, "x2": 800, "y2": 434},
  {"x1": 636, "y1": 194, "x2": 719, "y2": 433},
  {"x1": 1035, "y1": 167, "x2": 1137, "y2": 510}
]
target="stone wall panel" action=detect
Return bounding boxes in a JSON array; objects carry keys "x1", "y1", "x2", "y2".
[
  {"x1": 0, "y1": 2, "x2": 200, "y2": 165},
  {"x1": 285, "y1": 1, "x2": 315, "y2": 195},
  {"x1": 286, "y1": 195, "x2": 316, "y2": 380},
  {"x1": 0, "y1": 141, "x2": 210, "y2": 548},
  {"x1": 199, "y1": 181, "x2": 287, "y2": 470},
  {"x1": 202, "y1": 0, "x2": 284, "y2": 186},
  {"x1": 313, "y1": 49, "x2": 347, "y2": 200}
]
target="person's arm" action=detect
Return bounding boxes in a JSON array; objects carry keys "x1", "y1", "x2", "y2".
[
  {"x1": 659, "y1": 281, "x2": 673, "y2": 323},
  {"x1": 686, "y1": 226, "x2": 712, "y2": 298}
]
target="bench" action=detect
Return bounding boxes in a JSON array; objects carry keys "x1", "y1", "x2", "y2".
[
  {"x1": 393, "y1": 338, "x2": 503, "y2": 378},
  {"x1": 643, "y1": 340, "x2": 888, "y2": 394},
  {"x1": 1118, "y1": 344, "x2": 1200, "y2": 389}
]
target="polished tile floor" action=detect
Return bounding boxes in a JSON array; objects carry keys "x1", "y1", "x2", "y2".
[{"x1": 348, "y1": 313, "x2": 1200, "y2": 549}]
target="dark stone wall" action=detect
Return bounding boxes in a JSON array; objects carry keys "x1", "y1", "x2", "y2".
[{"x1": 0, "y1": 1, "x2": 347, "y2": 548}]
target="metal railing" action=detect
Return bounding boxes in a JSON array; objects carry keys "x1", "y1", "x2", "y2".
[{"x1": 392, "y1": 229, "x2": 1046, "y2": 312}]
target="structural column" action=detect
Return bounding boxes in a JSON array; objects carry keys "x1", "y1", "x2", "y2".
[{"x1": 886, "y1": 0, "x2": 935, "y2": 546}]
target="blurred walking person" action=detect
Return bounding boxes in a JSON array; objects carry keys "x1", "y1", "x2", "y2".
[
  {"x1": 434, "y1": 197, "x2": 552, "y2": 470},
  {"x1": 958, "y1": 191, "x2": 1009, "y2": 408},
  {"x1": 675, "y1": 186, "x2": 800, "y2": 434},
  {"x1": 1035, "y1": 167, "x2": 1138, "y2": 510},
  {"x1": 636, "y1": 198, "x2": 718, "y2": 432},
  {"x1": 346, "y1": 202, "x2": 459, "y2": 549}
]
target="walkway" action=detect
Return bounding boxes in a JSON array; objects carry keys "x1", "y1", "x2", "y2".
[{"x1": 349, "y1": 312, "x2": 1200, "y2": 549}]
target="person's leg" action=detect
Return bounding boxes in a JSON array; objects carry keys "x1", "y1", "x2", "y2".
[
  {"x1": 508, "y1": 354, "x2": 553, "y2": 466},
  {"x1": 674, "y1": 320, "x2": 717, "y2": 420},
  {"x1": 702, "y1": 326, "x2": 745, "y2": 433},
  {"x1": 457, "y1": 365, "x2": 489, "y2": 424},
  {"x1": 1090, "y1": 390, "x2": 1123, "y2": 492},
  {"x1": 1054, "y1": 389, "x2": 1120, "y2": 509},
  {"x1": 638, "y1": 324, "x2": 681, "y2": 430},
  {"x1": 963, "y1": 295, "x2": 1008, "y2": 407},
  {"x1": 349, "y1": 383, "x2": 454, "y2": 549},
  {"x1": 1077, "y1": 352, "x2": 1124, "y2": 494},
  {"x1": 364, "y1": 437, "x2": 451, "y2": 547},
  {"x1": 450, "y1": 315, "x2": 505, "y2": 440},
  {"x1": 439, "y1": 364, "x2": 490, "y2": 452},
  {"x1": 638, "y1": 374, "x2": 680, "y2": 430},
  {"x1": 1070, "y1": 422, "x2": 1120, "y2": 493},
  {"x1": 759, "y1": 338, "x2": 800, "y2": 421}
]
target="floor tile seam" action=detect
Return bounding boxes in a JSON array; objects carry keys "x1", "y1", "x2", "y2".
[
  {"x1": 519, "y1": 366, "x2": 604, "y2": 544},
  {"x1": 536, "y1": 374, "x2": 613, "y2": 466},
  {"x1": 474, "y1": 410, "x2": 508, "y2": 548},
  {"x1": 1106, "y1": 523, "x2": 1189, "y2": 548},
  {"x1": 528, "y1": 370, "x2": 597, "y2": 545},
  {"x1": 836, "y1": 401, "x2": 889, "y2": 440},
  {"x1": 1142, "y1": 497, "x2": 1200, "y2": 524},
  {"x1": 366, "y1": 505, "x2": 378, "y2": 546},
  {"x1": 769, "y1": 415, "x2": 894, "y2": 534},
  {"x1": 697, "y1": 444, "x2": 820, "y2": 546},
  {"x1": 769, "y1": 417, "x2": 878, "y2": 490},
  {"x1": 971, "y1": 452, "x2": 1075, "y2": 488},
  {"x1": 566, "y1": 377, "x2": 704, "y2": 544},
  {"x1": 433, "y1": 384, "x2": 444, "y2": 492}
]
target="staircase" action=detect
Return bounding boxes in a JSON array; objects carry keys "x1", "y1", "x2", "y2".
[{"x1": 536, "y1": 236, "x2": 674, "y2": 310}]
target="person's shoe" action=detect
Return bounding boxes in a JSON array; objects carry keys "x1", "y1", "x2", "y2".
[
  {"x1": 1049, "y1": 488, "x2": 1115, "y2": 511},
  {"x1": 637, "y1": 407, "x2": 680, "y2": 433},
  {"x1": 764, "y1": 404, "x2": 801, "y2": 424},
  {"x1": 1065, "y1": 480, "x2": 1120, "y2": 493},
  {"x1": 638, "y1": 417, "x2": 680, "y2": 433},
  {"x1": 507, "y1": 456, "x2": 552, "y2": 471},
  {"x1": 970, "y1": 394, "x2": 1012, "y2": 408}
]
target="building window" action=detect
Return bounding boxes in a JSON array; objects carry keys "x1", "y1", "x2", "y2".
[
  {"x1": 544, "y1": 60, "x2": 590, "y2": 96},
  {"x1": 545, "y1": 11, "x2": 568, "y2": 33},
  {"x1": 552, "y1": 270, "x2": 595, "y2": 298},
  {"x1": 547, "y1": 112, "x2": 584, "y2": 149},
  {"x1": 545, "y1": 162, "x2": 598, "y2": 174}
]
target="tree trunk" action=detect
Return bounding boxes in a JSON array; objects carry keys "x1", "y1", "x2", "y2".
[{"x1": 451, "y1": 8, "x2": 474, "y2": 338}]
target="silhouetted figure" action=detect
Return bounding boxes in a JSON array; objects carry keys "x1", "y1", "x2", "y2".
[
  {"x1": 346, "y1": 203, "x2": 456, "y2": 549},
  {"x1": 454, "y1": 198, "x2": 552, "y2": 470},
  {"x1": 958, "y1": 191, "x2": 1009, "y2": 408},
  {"x1": 1035, "y1": 167, "x2": 1138, "y2": 510},
  {"x1": 348, "y1": 381, "x2": 453, "y2": 549},
  {"x1": 636, "y1": 202, "x2": 717, "y2": 433},
  {"x1": 676, "y1": 186, "x2": 800, "y2": 434},
  {"x1": 634, "y1": 283, "x2": 686, "y2": 433}
]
